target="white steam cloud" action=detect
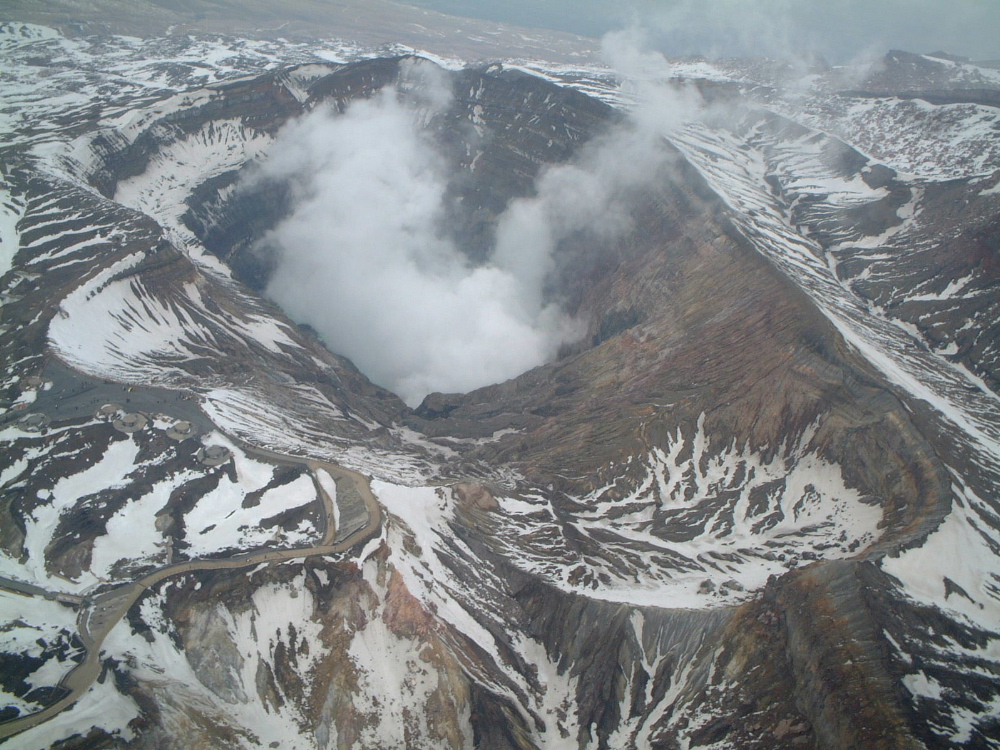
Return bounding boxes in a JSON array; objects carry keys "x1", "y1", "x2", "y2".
[
  {"x1": 254, "y1": 55, "x2": 701, "y2": 406},
  {"x1": 256, "y1": 62, "x2": 579, "y2": 406}
]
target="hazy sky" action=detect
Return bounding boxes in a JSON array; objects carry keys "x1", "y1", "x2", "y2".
[{"x1": 403, "y1": 0, "x2": 1000, "y2": 62}]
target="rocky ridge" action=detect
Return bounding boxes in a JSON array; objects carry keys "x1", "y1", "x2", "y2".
[{"x1": 0, "y1": 24, "x2": 998, "y2": 750}]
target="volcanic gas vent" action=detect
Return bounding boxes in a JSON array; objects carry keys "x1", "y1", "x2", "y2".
[
  {"x1": 6, "y1": 19, "x2": 1000, "y2": 748},
  {"x1": 181, "y1": 56, "x2": 699, "y2": 406}
]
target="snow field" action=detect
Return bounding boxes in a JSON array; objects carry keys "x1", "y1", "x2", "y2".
[
  {"x1": 351, "y1": 560, "x2": 470, "y2": 749},
  {"x1": 0, "y1": 178, "x2": 26, "y2": 279},
  {"x1": 182, "y1": 434, "x2": 321, "y2": 556},
  {"x1": 372, "y1": 481, "x2": 585, "y2": 746},
  {"x1": 114, "y1": 119, "x2": 272, "y2": 243},
  {"x1": 670, "y1": 119, "x2": 1000, "y2": 464},
  {"x1": 492, "y1": 417, "x2": 881, "y2": 608},
  {"x1": 882, "y1": 476, "x2": 1000, "y2": 744},
  {"x1": 9, "y1": 672, "x2": 140, "y2": 750},
  {"x1": 20, "y1": 437, "x2": 139, "y2": 592},
  {"x1": 88, "y1": 471, "x2": 195, "y2": 580},
  {"x1": 96, "y1": 582, "x2": 317, "y2": 749},
  {"x1": 0, "y1": 591, "x2": 82, "y2": 717},
  {"x1": 797, "y1": 96, "x2": 1000, "y2": 181}
]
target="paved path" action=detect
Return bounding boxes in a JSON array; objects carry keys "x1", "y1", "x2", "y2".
[
  {"x1": 29, "y1": 358, "x2": 213, "y2": 431},
  {"x1": 0, "y1": 577, "x2": 82, "y2": 605},
  {"x1": 0, "y1": 469, "x2": 380, "y2": 743},
  {"x1": 0, "y1": 362, "x2": 383, "y2": 743}
]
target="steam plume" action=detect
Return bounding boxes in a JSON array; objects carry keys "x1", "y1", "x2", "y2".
[{"x1": 253, "y1": 53, "x2": 700, "y2": 406}]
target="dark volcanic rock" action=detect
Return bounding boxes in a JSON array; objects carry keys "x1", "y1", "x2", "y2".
[{"x1": 4, "y1": 40, "x2": 999, "y2": 749}]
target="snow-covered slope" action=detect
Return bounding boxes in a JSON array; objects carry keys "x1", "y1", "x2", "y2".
[
  {"x1": 2, "y1": 21, "x2": 1000, "y2": 750},
  {"x1": 483, "y1": 417, "x2": 882, "y2": 608},
  {"x1": 665, "y1": 90, "x2": 1000, "y2": 750}
]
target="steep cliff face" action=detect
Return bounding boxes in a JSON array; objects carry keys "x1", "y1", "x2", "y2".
[
  {"x1": 174, "y1": 57, "x2": 969, "y2": 749},
  {"x1": 2, "y1": 25, "x2": 1000, "y2": 750},
  {"x1": 111, "y1": 553, "x2": 474, "y2": 750}
]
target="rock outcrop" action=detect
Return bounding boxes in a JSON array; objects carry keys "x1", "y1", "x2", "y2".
[{"x1": 2, "y1": 32, "x2": 999, "y2": 750}]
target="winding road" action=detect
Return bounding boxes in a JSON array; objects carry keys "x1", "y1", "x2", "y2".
[{"x1": 0, "y1": 382, "x2": 383, "y2": 744}]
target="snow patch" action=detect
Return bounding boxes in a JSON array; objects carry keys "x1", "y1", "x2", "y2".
[
  {"x1": 882, "y1": 480, "x2": 1000, "y2": 632},
  {"x1": 114, "y1": 119, "x2": 272, "y2": 242},
  {"x1": 493, "y1": 418, "x2": 881, "y2": 608},
  {"x1": 182, "y1": 435, "x2": 320, "y2": 556},
  {"x1": 21, "y1": 437, "x2": 140, "y2": 591}
]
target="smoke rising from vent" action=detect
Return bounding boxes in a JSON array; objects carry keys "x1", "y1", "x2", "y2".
[{"x1": 253, "y1": 55, "x2": 700, "y2": 407}]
